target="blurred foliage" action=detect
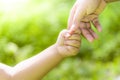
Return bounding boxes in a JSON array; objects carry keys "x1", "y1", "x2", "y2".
[{"x1": 0, "y1": 0, "x2": 120, "y2": 80}]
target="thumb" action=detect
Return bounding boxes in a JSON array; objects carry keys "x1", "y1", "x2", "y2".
[{"x1": 68, "y1": 7, "x2": 86, "y2": 35}]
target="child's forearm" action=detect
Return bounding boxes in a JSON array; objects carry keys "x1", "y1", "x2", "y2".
[
  {"x1": 105, "y1": 0, "x2": 120, "y2": 3},
  {"x1": 11, "y1": 44, "x2": 63, "y2": 80},
  {"x1": 0, "y1": 63, "x2": 12, "y2": 80},
  {"x1": 0, "y1": 29, "x2": 81, "y2": 80}
]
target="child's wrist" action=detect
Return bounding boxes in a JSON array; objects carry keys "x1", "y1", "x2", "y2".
[{"x1": 52, "y1": 44, "x2": 65, "y2": 58}]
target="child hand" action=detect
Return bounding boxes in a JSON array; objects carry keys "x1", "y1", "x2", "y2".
[{"x1": 55, "y1": 29, "x2": 81, "y2": 57}]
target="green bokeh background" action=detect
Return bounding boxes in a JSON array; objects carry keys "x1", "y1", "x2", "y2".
[{"x1": 0, "y1": 0, "x2": 120, "y2": 80}]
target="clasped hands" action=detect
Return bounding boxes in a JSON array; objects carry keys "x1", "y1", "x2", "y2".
[{"x1": 55, "y1": 0, "x2": 107, "y2": 57}]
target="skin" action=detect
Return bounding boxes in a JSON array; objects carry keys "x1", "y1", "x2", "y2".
[
  {"x1": 68, "y1": 0, "x2": 107, "y2": 42},
  {"x1": 0, "y1": 29, "x2": 81, "y2": 80},
  {"x1": 0, "y1": 0, "x2": 119, "y2": 80}
]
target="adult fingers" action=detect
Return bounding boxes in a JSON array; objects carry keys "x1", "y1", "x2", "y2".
[
  {"x1": 92, "y1": 18, "x2": 102, "y2": 32},
  {"x1": 86, "y1": 22, "x2": 98, "y2": 39},
  {"x1": 79, "y1": 22, "x2": 94, "y2": 42},
  {"x1": 89, "y1": 29, "x2": 98, "y2": 39}
]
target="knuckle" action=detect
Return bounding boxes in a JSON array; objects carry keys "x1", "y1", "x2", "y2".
[
  {"x1": 72, "y1": 40, "x2": 80, "y2": 44},
  {"x1": 67, "y1": 46, "x2": 79, "y2": 56},
  {"x1": 69, "y1": 34, "x2": 80, "y2": 41},
  {"x1": 67, "y1": 40, "x2": 80, "y2": 46},
  {"x1": 74, "y1": 29, "x2": 81, "y2": 34}
]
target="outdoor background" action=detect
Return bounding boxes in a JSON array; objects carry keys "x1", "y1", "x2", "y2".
[{"x1": 0, "y1": 0, "x2": 120, "y2": 80}]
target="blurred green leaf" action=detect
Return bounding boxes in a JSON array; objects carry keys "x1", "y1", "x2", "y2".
[{"x1": 0, "y1": 0, "x2": 120, "y2": 80}]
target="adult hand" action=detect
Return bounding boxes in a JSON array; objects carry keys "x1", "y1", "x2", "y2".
[{"x1": 68, "y1": 0, "x2": 106, "y2": 42}]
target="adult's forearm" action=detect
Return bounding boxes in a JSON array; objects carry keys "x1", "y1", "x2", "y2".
[
  {"x1": 11, "y1": 45, "x2": 63, "y2": 80},
  {"x1": 105, "y1": 0, "x2": 120, "y2": 3}
]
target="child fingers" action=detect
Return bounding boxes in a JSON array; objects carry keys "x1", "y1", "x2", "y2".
[
  {"x1": 68, "y1": 34, "x2": 81, "y2": 41},
  {"x1": 65, "y1": 28, "x2": 81, "y2": 38},
  {"x1": 57, "y1": 29, "x2": 68, "y2": 45},
  {"x1": 65, "y1": 40, "x2": 81, "y2": 48},
  {"x1": 66, "y1": 46, "x2": 79, "y2": 56}
]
